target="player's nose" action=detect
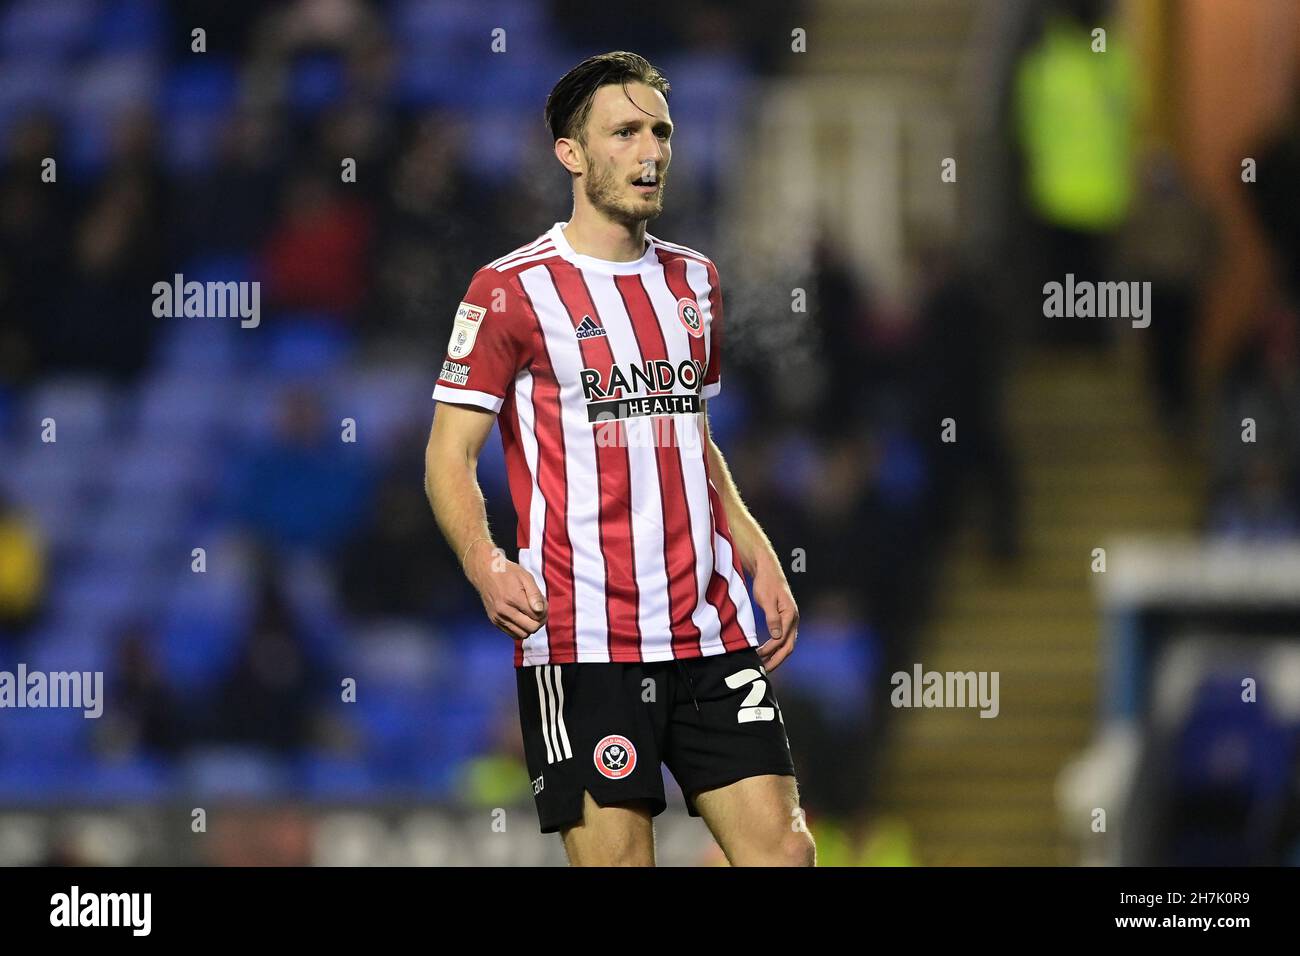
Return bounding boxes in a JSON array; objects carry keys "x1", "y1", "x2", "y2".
[{"x1": 643, "y1": 129, "x2": 665, "y2": 161}]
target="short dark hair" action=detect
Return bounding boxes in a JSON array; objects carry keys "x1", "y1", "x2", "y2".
[{"x1": 544, "y1": 51, "x2": 670, "y2": 145}]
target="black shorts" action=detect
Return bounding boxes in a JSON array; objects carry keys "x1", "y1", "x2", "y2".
[{"x1": 516, "y1": 646, "x2": 797, "y2": 834}]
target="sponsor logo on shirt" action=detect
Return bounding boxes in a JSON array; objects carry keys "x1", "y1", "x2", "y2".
[
  {"x1": 439, "y1": 360, "x2": 471, "y2": 386},
  {"x1": 579, "y1": 359, "x2": 706, "y2": 422},
  {"x1": 447, "y1": 301, "x2": 487, "y2": 358},
  {"x1": 574, "y1": 315, "x2": 607, "y2": 340}
]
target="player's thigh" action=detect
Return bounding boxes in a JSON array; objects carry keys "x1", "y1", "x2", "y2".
[
  {"x1": 692, "y1": 773, "x2": 814, "y2": 867},
  {"x1": 560, "y1": 790, "x2": 656, "y2": 866}
]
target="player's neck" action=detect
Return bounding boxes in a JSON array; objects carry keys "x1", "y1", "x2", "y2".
[{"x1": 561, "y1": 211, "x2": 648, "y2": 263}]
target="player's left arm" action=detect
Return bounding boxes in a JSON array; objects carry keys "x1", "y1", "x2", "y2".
[{"x1": 701, "y1": 403, "x2": 799, "y2": 671}]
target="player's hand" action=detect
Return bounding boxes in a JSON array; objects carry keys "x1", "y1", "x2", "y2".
[
  {"x1": 752, "y1": 561, "x2": 798, "y2": 673},
  {"x1": 464, "y1": 542, "x2": 548, "y2": 640}
]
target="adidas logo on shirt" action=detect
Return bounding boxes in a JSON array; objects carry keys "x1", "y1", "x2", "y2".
[{"x1": 575, "y1": 315, "x2": 607, "y2": 340}]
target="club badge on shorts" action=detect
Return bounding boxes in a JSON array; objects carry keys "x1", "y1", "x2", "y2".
[
  {"x1": 676, "y1": 298, "x2": 703, "y2": 338},
  {"x1": 594, "y1": 734, "x2": 637, "y2": 779},
  {"x1": 447, "y1": 301, "x2": 487, "y2": 358}
]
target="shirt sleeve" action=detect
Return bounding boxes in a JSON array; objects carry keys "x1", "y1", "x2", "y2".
[
  {"x1": 701, "y1": 262, "x2": 723, "y2": 400},
  {"x1": 432, "y1": 268, "x2": 533, "y2": 414}
]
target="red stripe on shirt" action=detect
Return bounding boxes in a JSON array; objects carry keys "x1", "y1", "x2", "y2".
[
  {"x1": 616, "y1": 272, "x2": 703, "y2": 658},
  {"x1": 546, "y1": 261, "x2": 641, "y2": 660},
  {"x1": 514, "y1": 280, "x2": 576, "y2": 663}
]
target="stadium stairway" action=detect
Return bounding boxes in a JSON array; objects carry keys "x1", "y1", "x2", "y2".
[
  {"x1": 797, "y1": 0, "x2": 978, "y2": 95},
  {"x1": 871, "y1": 341, "x2": 1206, "y2": 865}
]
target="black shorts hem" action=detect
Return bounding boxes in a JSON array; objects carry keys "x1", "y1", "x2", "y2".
[{"x1": 538, "y1": 788, "x2": 668, "y2": 834}]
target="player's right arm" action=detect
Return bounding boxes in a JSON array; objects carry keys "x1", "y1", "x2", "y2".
[
  {"x1": 424, "y1": 404, "x2": 547, "y2": 639},
  {"x1": 424, "y1": 268, "x2": 546, "y2": 640}
]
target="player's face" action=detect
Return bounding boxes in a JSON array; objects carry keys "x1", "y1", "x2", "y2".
[{"x1": 580, "y1": 81, "x2": 672, "y2": 227}]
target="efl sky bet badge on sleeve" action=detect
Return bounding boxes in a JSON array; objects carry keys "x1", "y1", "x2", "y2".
[{"x1": 448, "y1": 301, "x2": 487, "y2": 358}]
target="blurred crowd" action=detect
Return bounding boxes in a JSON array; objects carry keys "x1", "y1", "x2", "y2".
[
  {"x1": 1, "y1": 0, "x2": 1296, "y2": 866},
  {"x1": 0, "y1": 0, "x2": 919, "y2": 824}
]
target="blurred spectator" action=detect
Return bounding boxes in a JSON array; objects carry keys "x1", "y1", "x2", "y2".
[
  {"x1": 913, "y1": 243, "x2": 1020, "y2": 562},
  {"x1": 336, "y1": 445, "x2": 475, "y2": 621},
  {"x1": 1113, "y1": 147, "x2": 1218, "y2": 434},
  {"x1": 55, "y1": 111, "x2": 170, "y2": 381},
  {"x1": 0, "y1": 494, "x2": 45, "y2": 639},
  {"x1": 1013, "y1": 0, "x2": 1136, "y2": 347},
  {"x1": 206, "y1": 572, "x2": 323, "y2": 753},
  {"x1": 94, "y1": 625, "x2": 188, "y2": 758},
  {"x1": 259, "y1": 168, "x2": 375, "y2": 316},
  {"x1": 1249, "y1": 86, "x2": 1300, "y2": 306},
  {"x1": 224, "y1": 384, "x2": 374, "y2": 555},
  {"x1": 454, "y1": 701, "x2": 531, "y2": 809},
  {"x1": 1208, "y1": 452, "x2": 1300, "y2": 541},
  {"x1": 367, "y1": 114, "x2": 489, "y2": 350},
  {"x1": 175, "y1": 110, "x2": 284, "y2": 259},
  {"x1": 0, "y1": 115, "x2": 71, "y2": 389}
]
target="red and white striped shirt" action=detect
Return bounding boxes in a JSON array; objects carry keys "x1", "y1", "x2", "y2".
[{"x1": 433, "y1": 221, "x2": 759, "y2": 666}]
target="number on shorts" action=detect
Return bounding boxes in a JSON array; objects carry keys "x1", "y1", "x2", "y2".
[{"x1": 725, "y1": 668, "x2": 775, "y2": 723}]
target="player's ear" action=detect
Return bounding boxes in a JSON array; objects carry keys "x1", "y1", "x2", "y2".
[{"x1": 554, "y1": 137, "x2": 585, "y2": 177}]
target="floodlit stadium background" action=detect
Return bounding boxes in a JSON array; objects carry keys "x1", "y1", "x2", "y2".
[{"x1": 1, "y1": 0, "x2": 1299, "y2": 865}]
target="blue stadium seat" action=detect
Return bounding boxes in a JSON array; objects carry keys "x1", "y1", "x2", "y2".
[
  {"x1": 459, "y1": 50, "x2": 562, "y2": 112},
  {"x1": 263, "y1": 317, "x2": 355, "y2": 376},
  {"x1": 0, "y1": 0, "x2": 99, "y2": 59},
  {"x1": 298, "y1": 752, "x2": 381, "y2": 801},
  {"x1": 354, "y1": 692, "x2": 422, "y2": 779},
  {"x1": 700, "y1": 384, "x2": 749, "y2": 446},
  {"x1": 180, "y1": 252, "x2": 257, "y2": 285},
  {"x1": 0, "y1": 61, "x2": 69, "y2": 147},
  {"x1": 465, "y1": 110, "x2": 531, "y2": 182},
  {"x1": 444, "y1": 625, "x2": 514, "y2": 702},
  {"x1": 773, "y1": 617, "x2": 877, "y2": 718},
  {"x1": 82, "y1": 755, "x2": 175, "y2": 801},
  {"x1": 161, "y1": 59, "x2": 239, "y2": 115},
  {"x1": 0, "y1": 706, "x2": 90, "y2": 759},
  {"x1": 64, "y1": 53, "x2": 159, "y2": 178},
  {"x1": 85, "y1": 496, "x2": 188, "y2": 557},
  {"x1": 391, "y1": 0, "x2": 481, "y2": 57},
  {"x1": 335, "y1": 363, "x2": 430, "y2": 458},
  {"x1": 411, "y1": 704, "x2": 493, "y2": 794},
  {"x1": 155, "y1": 305, "x2": 242, "y2": 375},
  {"x1": 276, "y1": 556, "x2": 349, "y2": 664},
  {"x1": 134, "y1": 371, "x2": 232, "y2": 443},
  {"x1": 20, "y1": 377, "x2": 121, "y2": 445},
  {"x1": 223, "y1": 376, "x2": 287, "y2": 445},
  {"x1": 288, "y1": 53, "x2": 346, "y2": 116},
  {"x1": 1163, "y1": 672, "x2": 1298, "y2": 864},
  {"x1": 0, "y1": 758, "x2": 81, "y2": 801},
  {"x1": 160, "y1": 569, "x2": 252, "y2": 690},
  {"x1": 96, "y1": 0, "x2": 165, "y2": 54},
  {"x1": 392, "y1": 0, "x2": 548, "y2": 59},
  {"x1": 1174, "y1": 675, "x2": 1295, "y2": 799},
  {"x1": 652, "y1": 54, "x2": 751, "y2": 184},
  {"x1": 2, "y1": 447, "x2": 92, "y2": 553},
  {"x1": 180, "y1": 747, "x2": 293, "y2": 798},
  {"x1": 107, "y1": 439, "x2": 203, "y2": 501},
  {"x1": 162, "y1": 110, "x2": 227, "y2": 174}
]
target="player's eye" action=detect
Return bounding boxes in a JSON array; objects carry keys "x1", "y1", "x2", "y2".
[
  {"x1": 655, "y1": 128, "x2": 671, "y2": 140},
  {"x1": 615, "y1": 128, "x2": 633, "y2": 138}
]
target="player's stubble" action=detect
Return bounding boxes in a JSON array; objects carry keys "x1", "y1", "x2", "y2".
[{"x1": 582, "y1": 146, "x2": 667, "y2": 230}]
